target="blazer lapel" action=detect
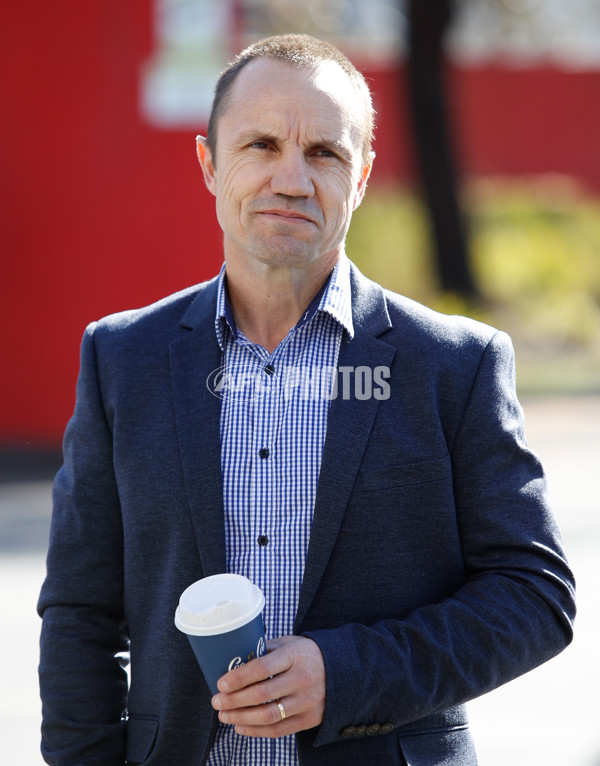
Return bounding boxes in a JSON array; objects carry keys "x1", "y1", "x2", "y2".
[
  {"x1": 295, "y1": 267, "x2": 396, "y2": 630},
  {"x1": 169, "y1": 278, "x2": 226, "y2": 577}
]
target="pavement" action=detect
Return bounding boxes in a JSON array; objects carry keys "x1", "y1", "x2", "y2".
[{"x1": 1, "y1": 395, "x2": 599, "y2": 765}]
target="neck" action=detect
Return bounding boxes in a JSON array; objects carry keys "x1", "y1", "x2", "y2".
[{"x1": 224, "y1": 254, "x2": 339, "y2": 353}]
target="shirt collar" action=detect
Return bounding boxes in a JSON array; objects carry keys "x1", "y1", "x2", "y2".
[
  {"x1": 214, "y1": 254, "x2": 354, "y2": 351},
  {"x1": 318, "y1": 253, "x2": 354, "y2": 339},
  {"x1": 215, "y1": 264, "x2": 235, "y2": 350}
]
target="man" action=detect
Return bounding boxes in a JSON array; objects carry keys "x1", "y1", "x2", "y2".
[{"x1": 39, "y1": 34, "x2": 575, "y2": 765}]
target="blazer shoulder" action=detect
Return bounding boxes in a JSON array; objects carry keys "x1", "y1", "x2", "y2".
[
  {"x1": 349, "y1": 260, "x2": 501, "y2": 354},
  {"x1": 88, "y1": 277, "x2": 219, "y2": 341},
  {"x1": 383, "y1": 288, "x2": 501, "y2": 352},
  {"x1": 378, "y1": 290, "x2": 518, "y2": 400}
]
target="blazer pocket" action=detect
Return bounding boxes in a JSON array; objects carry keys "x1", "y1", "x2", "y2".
[
  {"x1": 126, "y1": 715, "x2": 159, "y2": 764},
  {"x1": 361, "y1": 456, "x2": 451, "y2": 492}
]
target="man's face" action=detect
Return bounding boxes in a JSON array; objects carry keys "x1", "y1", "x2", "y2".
[{"x1": 198, "y1": 57, "x2": 373, "y2": 271}]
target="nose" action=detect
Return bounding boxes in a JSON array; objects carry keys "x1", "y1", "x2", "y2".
[{"x1": 270, "y1": 149, "x2": 314, "y2": 197}]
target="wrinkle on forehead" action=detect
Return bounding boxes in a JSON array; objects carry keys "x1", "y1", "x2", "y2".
[{"x1": 224, "y1": 58, "x2": 364, "y2": 155}]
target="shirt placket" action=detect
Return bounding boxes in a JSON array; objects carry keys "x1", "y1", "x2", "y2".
[
  {"x1": 250, "y1": 353, "x2": 281, "y2": 642},
  {"x1": 247, "y1": 352, "x2": 281, "y2": 766}
]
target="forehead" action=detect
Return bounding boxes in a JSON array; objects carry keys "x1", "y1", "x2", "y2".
[{"x1": 220, "y1": 58, "x2": 363, "y2": 148}]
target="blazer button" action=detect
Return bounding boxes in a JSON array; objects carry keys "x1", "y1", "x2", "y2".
[
  {"x1": 354, "y1": 725, "x2": 367, "y2": 737},
  {"x1": 341, "y1": 726, "x2": 355, "y2": 738},
  {"x1": 367, "y1": 723, "x2": 381, "y2": 736},
  {"x1": 380, "y1": 723, "x2": 394, "y2": 734}
]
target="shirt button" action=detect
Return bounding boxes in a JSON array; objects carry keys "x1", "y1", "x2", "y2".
[
  {"x1": 257, "y1": 535, "x2": 269, "y2": 546},
  {"x1": 259, "y1": 447, "x2": 269, "y2": 459},
  {"x1": 264, "y1": 364, "x2": 275, "y2": 375}
]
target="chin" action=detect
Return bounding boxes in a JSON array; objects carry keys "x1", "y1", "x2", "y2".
[{"x1": 253, "y1": 238, "x2": 322, "y2": 267}]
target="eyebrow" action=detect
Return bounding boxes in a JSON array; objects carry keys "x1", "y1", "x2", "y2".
[
  {"x1": 233, "y1": 129, "x2": 278, "y2": 147},
  {"x1": 316, "y1": 138, "x2": 354, "y2": 162},
  {"x1": 234, "y1": 128, "x2": 355, "y2": 162}
]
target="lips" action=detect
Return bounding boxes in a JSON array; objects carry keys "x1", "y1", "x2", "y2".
[{"x1": 256, "y1": 208, "x2": 318, "y2": 225}]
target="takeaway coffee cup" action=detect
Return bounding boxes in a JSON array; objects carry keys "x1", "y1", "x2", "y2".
[{"x1": 174, "y1": 574, "x2": 266, "y2": 695}]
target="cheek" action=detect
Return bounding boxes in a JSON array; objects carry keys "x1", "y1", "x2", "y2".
[
  {"x1": 220, "y1": 164, "x2": 272, "y2": 220},
  {"x1": 218, "y1": 174, "x2": 241, "y2": 211},
  {"x1": 320, "y1": 176, "x2": 356, "y2": 228},
  {"x1": 216, "y1": 158, "x2": 250, "y2": 200},
  {"x1": 214, "y1": 179, "x2": 247, "y2": 232}
]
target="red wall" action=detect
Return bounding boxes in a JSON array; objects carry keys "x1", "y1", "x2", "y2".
[
  {"x1": 450, "y1": 64, "x2": 600, "y2": 183},
  {"x1": 2, "y1": 1, "x2": 599, "y2": 448},
  {"x1": 2, "y1": 1, "x2": 224, "y2": 446}
]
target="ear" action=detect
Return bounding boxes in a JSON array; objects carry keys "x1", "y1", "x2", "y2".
[
  {"x1": 352, "y1": 151, "x2": 375, "y2": 211},
  {"x1": 196, "y1": 135, "x2": 217, "y2": 196}
]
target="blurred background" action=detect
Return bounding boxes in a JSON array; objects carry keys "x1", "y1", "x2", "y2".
[{"x1": 1, "y1": 1, "x2": 599, "y2": 763}]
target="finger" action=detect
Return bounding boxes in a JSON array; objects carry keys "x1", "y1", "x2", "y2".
[
  {"x1": 220, "y1": 697, "x2": 317, "y2": 739},
  {"x1": 217, "y1": 643, "x2": 291, "y2": 694},
  {"x1": 215, "y1": 681, "x2": 323, "y2": 734},
  {"x1": 213, "y1": 668, "x2": 290, "y2": 712},
  {"x1": 218, "y1": 697, "x2": 290, "y2": 728},
  {"x1": 265, "y1": 635, "x2": 295, "y2": 651},
  {"x1": 226, "y1": 697, "x2": 324, "y2": 739}
]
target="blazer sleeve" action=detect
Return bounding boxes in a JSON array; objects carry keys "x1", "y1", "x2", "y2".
[
  {"x1": 305, "y1": 331, "x2": 576, "y2": 747},
  {"x1": 38, "y1": 323, "x2": 129, "y2": 765}
]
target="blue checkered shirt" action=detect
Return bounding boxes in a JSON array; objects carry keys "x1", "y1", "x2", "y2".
[{"x1": 206, "y1": 256, "x2": 354, "y2": 766}]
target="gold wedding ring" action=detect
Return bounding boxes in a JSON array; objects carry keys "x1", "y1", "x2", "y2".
[{"x1": 277, "y1": 701, "x2": 286, "y2": 720}]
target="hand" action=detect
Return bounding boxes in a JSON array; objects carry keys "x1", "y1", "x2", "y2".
[{"x1": 211, "y1": 635, "x2": 326, "y2": 738}]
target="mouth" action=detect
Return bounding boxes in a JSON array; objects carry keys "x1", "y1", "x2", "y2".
[{"x1": 257, "y1": 209, "x2": 317, "y2": 225}]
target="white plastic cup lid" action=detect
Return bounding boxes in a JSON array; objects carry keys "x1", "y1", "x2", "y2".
[{"x1": 174, "y1": 574, "x2": 265, "y2": 636}]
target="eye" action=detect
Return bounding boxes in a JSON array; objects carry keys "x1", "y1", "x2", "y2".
[
  {"x1": 250, "y1": 141, "x2": 270, "y2": 150},
  {"x1": 314, "y1": 148, "x2": 336, "y2": 159}
]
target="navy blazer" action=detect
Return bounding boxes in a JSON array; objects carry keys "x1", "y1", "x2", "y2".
[{"x1": 39, "y1": 263, "x2": 575, "y2": 765}]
